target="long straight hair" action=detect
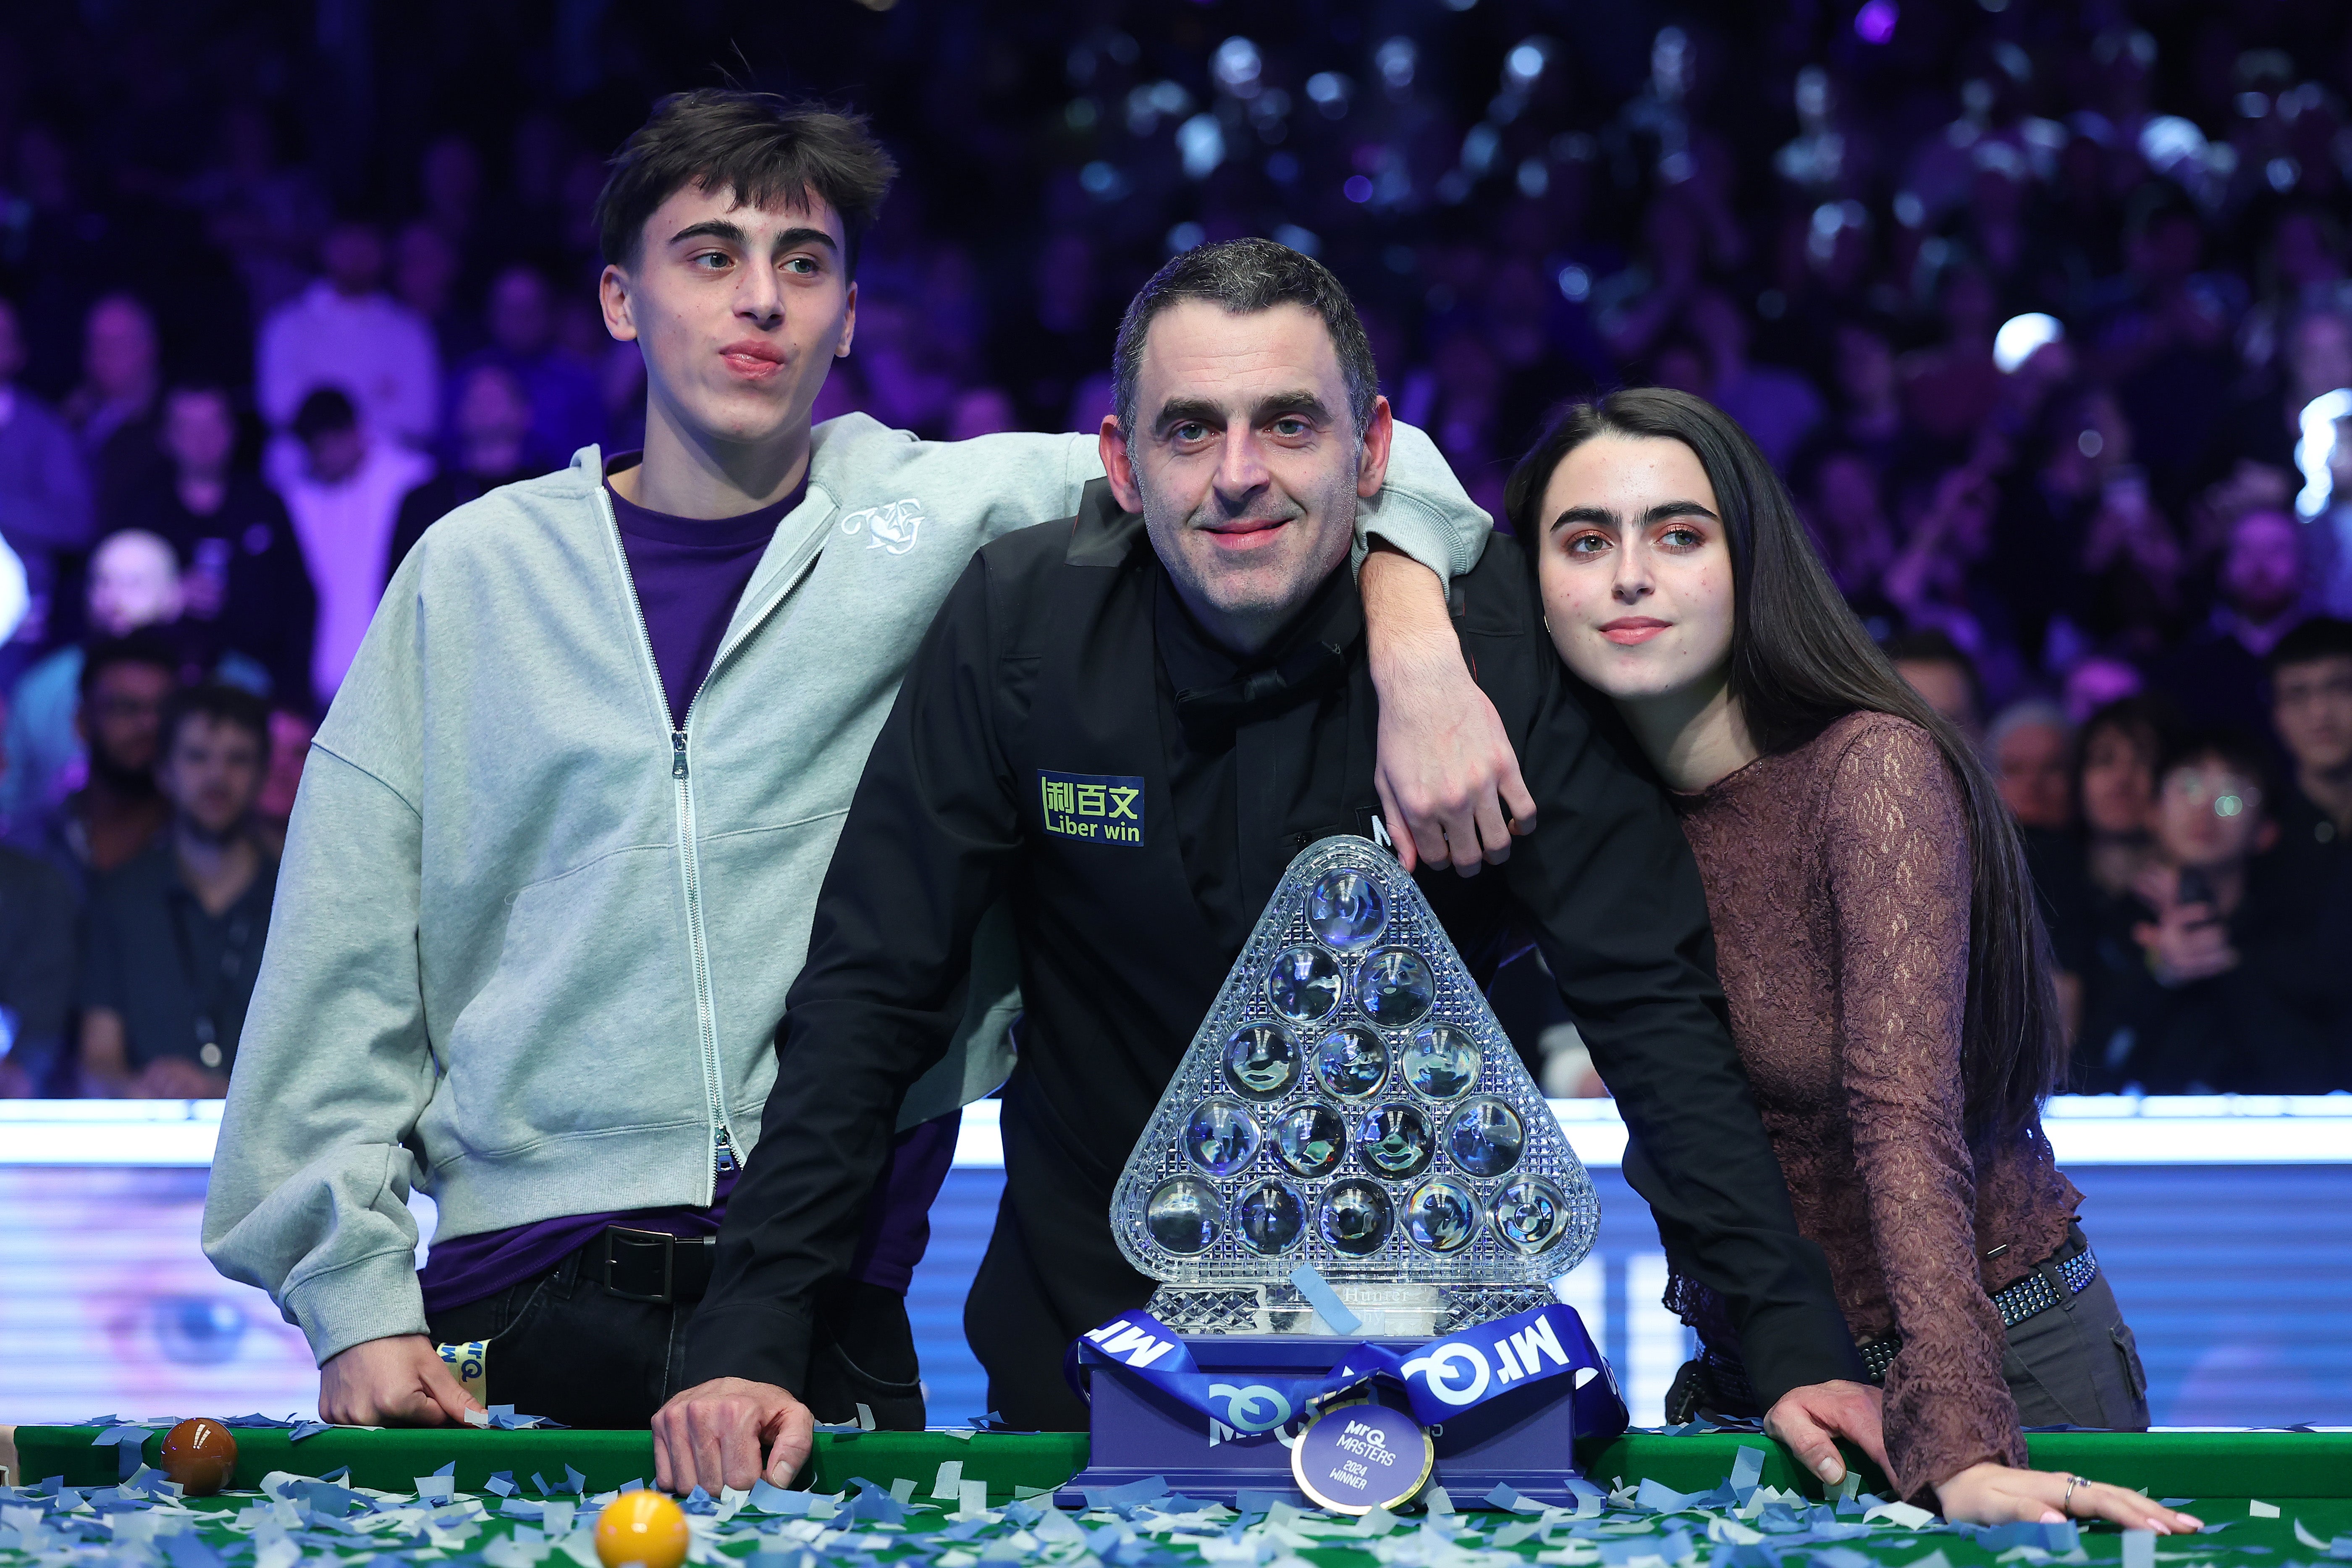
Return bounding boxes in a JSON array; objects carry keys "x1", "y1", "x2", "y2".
[{"x1": 1505, "y1": 387, "x2": 2061, "y2": 1148}]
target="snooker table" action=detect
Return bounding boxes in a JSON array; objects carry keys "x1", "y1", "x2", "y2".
[{"x1": 3, "y1": 1423, "x2": 2347, "y2": 1567}]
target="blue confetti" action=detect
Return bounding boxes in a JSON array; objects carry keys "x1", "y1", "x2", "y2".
[
  {"x1": 163, "y1": 1533, "x2": 225, "y2": 1568},
  {"x1": 1083, "y1": 1476, "x2": 1172, "y2": 1510},
  {"x1": 1976, "y1": 1521, "x2": 2081, "y2": 1553},
  {"x1": 1286, "y1": 1264, "x2": 1363, "y2": 1335},
  {"x1": 1636, "y1": 1477, "x2": 1705, "y2": 1512},
  {"x1": 745, "y1": 1479, "x2": 810, "y2": 1516}
]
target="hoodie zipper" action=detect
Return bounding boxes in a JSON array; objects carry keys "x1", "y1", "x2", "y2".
[{"x1": 598, "y1": 482, "x2": 823, "y2": 1197}]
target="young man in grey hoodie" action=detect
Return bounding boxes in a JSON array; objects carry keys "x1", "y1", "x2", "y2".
[{"x1": 201, "y1": 90, "x2": 1522, "y2": 1430}]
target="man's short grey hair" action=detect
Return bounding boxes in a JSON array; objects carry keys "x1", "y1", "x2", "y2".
[
  {"x1": 1110, "y1": 238, "x2": 1379, "y2": 440},
  {"x1": 1988, "y1": 697, "x2": 2073, "y2": 753}
]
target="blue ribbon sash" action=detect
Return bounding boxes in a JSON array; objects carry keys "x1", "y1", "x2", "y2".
[{"x1": 1075, "y1": 1303, "x2": 1628, "y2": 1443}]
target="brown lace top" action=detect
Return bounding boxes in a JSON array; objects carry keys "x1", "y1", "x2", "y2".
[{"x1": 1670, "y1": 711, "x2": 2082, "y2": 1500}]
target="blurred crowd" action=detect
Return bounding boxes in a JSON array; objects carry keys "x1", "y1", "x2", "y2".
[{"x1": 0, "y1": 0, "x2": 2347, "y2": 1099}]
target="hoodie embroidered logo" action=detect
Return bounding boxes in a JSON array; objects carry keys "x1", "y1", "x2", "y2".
[{"x1": 840, "y1": 497, "x2": 925, "y2": 555}]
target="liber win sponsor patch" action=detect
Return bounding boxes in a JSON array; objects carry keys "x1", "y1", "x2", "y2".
[{"x1": 1038, "y1": 770, "x2": 1145, "y2": 846}]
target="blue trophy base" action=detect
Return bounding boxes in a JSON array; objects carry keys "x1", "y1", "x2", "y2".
[{"x1": 1059, "y1": 1334, "x2": 1594, "y2": 1511}]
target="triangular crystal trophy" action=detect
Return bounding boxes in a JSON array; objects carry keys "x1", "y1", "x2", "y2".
[{"x1": 1112, "y1": 835, "x2": 1599, "y2": 1338}]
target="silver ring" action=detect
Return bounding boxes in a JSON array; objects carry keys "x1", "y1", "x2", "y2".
[{"x1": 2061, "y1": 1475, "x2": 2085, "y2": 1514}]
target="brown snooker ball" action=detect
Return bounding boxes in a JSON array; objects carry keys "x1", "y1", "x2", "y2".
[{"x1": 158, "y1": 1419, "x2": 238, "y2": 1495}]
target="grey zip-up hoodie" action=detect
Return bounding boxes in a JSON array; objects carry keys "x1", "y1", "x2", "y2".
[{"x1": 202, "y1": 413, "x2": 1489, "y2": 1365}]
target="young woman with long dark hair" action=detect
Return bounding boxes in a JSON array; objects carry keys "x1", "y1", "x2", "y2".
[{"x1": 1506, "y1": 387, "x2": 2191, "y2": 1527}]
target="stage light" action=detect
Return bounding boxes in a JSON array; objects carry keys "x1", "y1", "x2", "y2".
[
  {"x1": 2295, "y1": 388, "x2": 2352, "y2": 517},
  {"x1": 1994, "y1": 312, "x2": 2064, "y2": 373},
  {"x1": 1178, "y1": 115, "x2": 1225, "y2": 179},
  {"x1": 1854, "y1": 1, "x2": 1898, "y2": 46}
]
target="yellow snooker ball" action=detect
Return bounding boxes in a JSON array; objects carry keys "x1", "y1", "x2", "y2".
[{"x1": 594, "y1": 1490, "x2": 690, "y2": 1568}]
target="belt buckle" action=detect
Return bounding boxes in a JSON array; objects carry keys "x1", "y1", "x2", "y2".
[{"x1": 604, "y1": 1227, "x2": 676, "y2": 1304}]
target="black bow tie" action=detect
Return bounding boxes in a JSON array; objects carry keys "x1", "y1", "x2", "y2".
[{"x1": 1174, "y1": 633, "x2": 1354, "y2": 749}]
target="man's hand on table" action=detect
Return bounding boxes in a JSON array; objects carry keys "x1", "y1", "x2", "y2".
[
  {"x1": 652, "y1": 1378, "x2": 814, "y2": 1496},
  {"x1": 318, "y1": 1334, "x2": 484, "y2": 1426},
  {"x1": 1360, "y1": 544, "x2": 1536, "y2": 876},
  {"x1": 1764, "y1": 1379, "x2": 1890, "y2": 1487},
  {"x1": 1935, "y1": 1463, "x2": 2204, "y2": 1531}
]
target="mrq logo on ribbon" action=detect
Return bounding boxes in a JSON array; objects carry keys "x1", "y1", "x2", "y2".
[{"x1": 1076, "y1": 1301, "x2": 1627, "y2": 1448}]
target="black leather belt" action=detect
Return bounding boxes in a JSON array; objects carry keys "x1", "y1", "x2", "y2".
[{"x1": 598, "y1": 1227, "x2": 716, "y2": 1305}]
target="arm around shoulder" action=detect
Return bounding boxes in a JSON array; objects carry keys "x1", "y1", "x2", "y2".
[{"x1": 1356, "y1": 419, "x2": 1489, "y2": 584}]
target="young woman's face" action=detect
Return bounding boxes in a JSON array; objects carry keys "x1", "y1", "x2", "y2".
[
  {"x1": 1534, "y1": 433, "x2": 1737, "y2": 704},
  {"x1": 2078, "y1": 723, "x2": 2155, "y2": 837}
]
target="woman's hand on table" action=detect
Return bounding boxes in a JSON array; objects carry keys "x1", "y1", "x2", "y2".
[{"x1": 1934, "y1": 1463, "x2": 2204, "y2": 1531}]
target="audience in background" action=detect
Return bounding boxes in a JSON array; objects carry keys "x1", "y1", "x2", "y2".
[
  {"x1": 14, "y1": 632, "x2": 179, "y2": 896},
  {"x1": 121, "y1": 384, "x2": 318, "y2": 706},
  {"x1": 387, "y1": 363, "x2": 540, "y2": 577},
  {"x1": 0, "y1": 823, "x2": 76, "y2": 1097},
  {"x1": 257, "y1": 219, "x2": 440, "y2": 449},
  {"x1": 1885, "y1": 629, "x2": 1986, "y2": 745},
  {"x1": 0, "y1": 2, "x2": 2347, "y2": 1093},
  {"x1": 0, "y1": 296, "x2": 93, "y2": 661},
  {"x1": 77, "y1": 684, "x2": 275, "y2": 1099},
  {"x1": 253, "y1": 706, "x2": 314, "y2": 859},
  {"x1": 1991, "y1": 700, "x2": 2075, "y2": 832},
  {"x1": 1, "y1": 532, "x2": 184, "y2": 831},
  {"x1": 458, "y1": 265, "x2": 603, "y2": 464},
  {"x1": 2265, "y1": 618, "x2": 2352, "y2": 866},
  {"x1": 2079, "y1": 732, "x2": 2336, "y2": 1094},
  {"x1": 271, "y1": 387, "x2": 433, "y2": 707},
  {"x1": 66, "y1": 294, "x2": 167, "y2": 530},
  {"x1": 2153, "y1": 508, "x2": 2309, "y2": 737}
]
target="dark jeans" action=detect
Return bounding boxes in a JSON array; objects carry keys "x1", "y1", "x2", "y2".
[
  {"x1": 2001, "y1": 1245, "x2": 2150, "y2": 1430},
  {"x1": 426, "y1": 1244, "x2": 926, "y2": 1431}
]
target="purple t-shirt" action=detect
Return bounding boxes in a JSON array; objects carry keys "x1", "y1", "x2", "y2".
[
  {"x1": 416, "y1": 457, "x2": 961, "y2": 1316},
  {"x1": 604, "y1": 452, "x2": 802, "y2": 724}
]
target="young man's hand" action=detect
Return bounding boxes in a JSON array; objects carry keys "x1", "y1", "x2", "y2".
[
  {"x1": 651, "y1": 1378, "x2": 814, "y2": 1496},
  {"x1": 2130, "y1": 869, "x2": 2239, "y2": 987},
  {"x1": 1360, "y1": 545, "x2": 1536, "y2": 875},
  {"x1": 1934, "y1": 1462, "x2": 2202, "y2": 1531},
  {"x1": 1763, "y1": 1379, "x2": 1888, "y2": 1487},
  {"x1": 318, "y1": 1334, "x2": 484, "y2": 1426}
]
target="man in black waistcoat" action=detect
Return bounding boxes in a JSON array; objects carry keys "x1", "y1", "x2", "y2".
[{"x1": 658, "y1": 240, "x2": 1882, "y2": 1492}]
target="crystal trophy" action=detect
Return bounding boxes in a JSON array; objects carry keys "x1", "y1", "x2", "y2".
[{"x1": 1110, "y1": 835, "x2": 1599, "y2": 1338}]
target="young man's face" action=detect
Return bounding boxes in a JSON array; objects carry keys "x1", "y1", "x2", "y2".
[
  {"x1": 600, "y1": 183, "x2": 856, "y2": 454},
  {"x1": 2273, "y1": 653, "x2": 2352, "y2": 776},
  {"x1": 1102, "y1": 300, "x2": 1391, "y2": 653},
  {"x1": 2154, "y1": 754, "x2": 2269, "y2": 871},
  {"x1": 159, "y1": 714, "x2": 266, "y2": 842}
]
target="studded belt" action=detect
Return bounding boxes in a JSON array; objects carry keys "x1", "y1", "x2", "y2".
[
  {"x1": 1680, "y1": 1233, "x2": 2100, "y2": 1419},
  {"x1": 1854, "y1": 1243, "x2": 2101, "y2": 1382}
]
